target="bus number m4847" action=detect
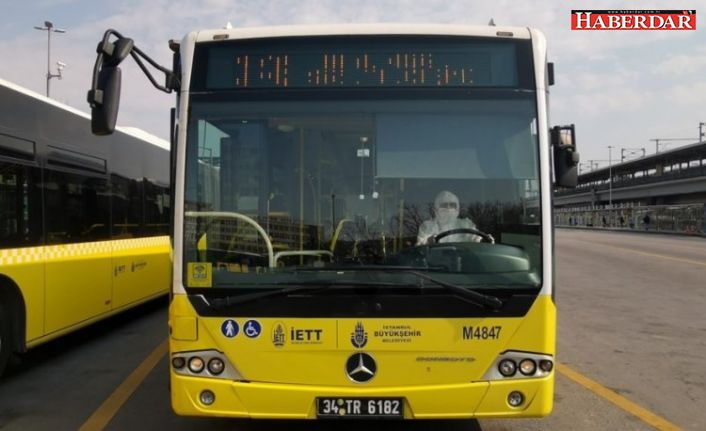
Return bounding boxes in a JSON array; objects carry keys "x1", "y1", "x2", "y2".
[{"x1": 463, "y1": 326, "x2": 502, "y2": 340}]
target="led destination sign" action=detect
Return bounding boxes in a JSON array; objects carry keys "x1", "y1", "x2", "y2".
[{"x1": 197, "y1": 37, "x2": 529, "y2": 90}]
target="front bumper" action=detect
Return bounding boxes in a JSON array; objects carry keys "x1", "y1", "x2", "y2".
[{"x1": 171, "y1": 373, "x2": 554, "y2": 419}]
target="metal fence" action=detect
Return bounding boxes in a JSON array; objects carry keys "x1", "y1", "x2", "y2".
[{"x1": 555, "y1": 203, "x2": 706, "y2": 235}]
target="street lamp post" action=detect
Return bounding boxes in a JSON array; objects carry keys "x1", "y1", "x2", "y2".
[
  {"x1": 33, "y1": 21, "x2": 66, "y2": 97},
  {"x1": 608, "y1": 145, "x2": 614, "y2": 226}
]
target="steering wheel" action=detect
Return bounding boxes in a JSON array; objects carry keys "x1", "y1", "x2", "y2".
[{"x1": 432, "y1": 228, "x2": 494, "y2": 244}]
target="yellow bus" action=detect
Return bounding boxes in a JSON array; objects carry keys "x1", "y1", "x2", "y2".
[
  {"x1": 89, "y1": 23, "x2": 578, "y2": 419},
  {"x1": 0, "y1": 78, "x2": 171, "y2": 377}
]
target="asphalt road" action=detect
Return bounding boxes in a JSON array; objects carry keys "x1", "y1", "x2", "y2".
[{"x1": 0, "y1": 229, "x2": 704, "y2": 430}]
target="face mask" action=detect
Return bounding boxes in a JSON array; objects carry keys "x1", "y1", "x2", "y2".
[{"x1": 436, "y1": 207, "x2": 458, "y2": 226}]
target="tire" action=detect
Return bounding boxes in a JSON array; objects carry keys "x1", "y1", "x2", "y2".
[{"x1": 0, "y1": 301, "x2": 13, "y2": 378}]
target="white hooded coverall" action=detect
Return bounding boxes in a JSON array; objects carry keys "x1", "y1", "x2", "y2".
[{"x1": 416, "y1": 190, "x2": 481, "y2": 245}]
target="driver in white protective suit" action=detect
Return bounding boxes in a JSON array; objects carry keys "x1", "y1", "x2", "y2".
[{"x1": 416, "y1": 190, "x2": 482, "y2": 245}]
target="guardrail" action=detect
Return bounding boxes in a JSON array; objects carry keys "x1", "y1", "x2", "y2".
[{"x1": 554, "y1": 203, "x2": 706, "y2": 236}]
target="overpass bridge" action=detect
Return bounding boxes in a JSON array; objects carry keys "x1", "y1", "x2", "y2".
[
  {"x1": 555, "y1": 141, "x2": 706, "y2": 207},
  {"x1": 554, "y1": 141, "x2": 706, "y2": 233}
]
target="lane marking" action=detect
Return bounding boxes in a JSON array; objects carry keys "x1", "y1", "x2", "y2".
[
  {"x1": 79, "y1": 339, "x2": 168, "y2": 431},
  {"x1": 561, "y1": 238, "x2": 706, "y2": 268},
  {"x1": 598, "y1": 243, "x2": 706, "y2": 268},
  {"x1": 557, "y1": 363, "x2": 683, "y2": 431}
]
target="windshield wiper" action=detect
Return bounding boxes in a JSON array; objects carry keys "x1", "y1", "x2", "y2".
[
  {"x1": 206, "y1": 280, "x2": 403, "y2": 309},
  {"x1": 296, "y1": 266, "x2": 503, "y2": 310},
  {"x1": 405, "y1": 270, "x2": 503, "y2": 310},
  {"x1": 294, "y1": 265, "x2": 446, "y2": 272},
  {"x1": 208, "y1": 285, "x2": 323, "y2": 309}
]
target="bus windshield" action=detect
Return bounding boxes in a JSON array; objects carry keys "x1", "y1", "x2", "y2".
[{"x1": 184, "y1": 95, "x2": 542, "y2": 291}]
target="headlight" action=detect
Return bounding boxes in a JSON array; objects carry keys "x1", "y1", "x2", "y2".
[
  {"x1": 498, "y1": 359, "x2": 517, "y2": 377},
  {"x1": 172, "y1": 350, "x2": 243, "y2": 380},
  {"x1": 482, "y1": 351, "x2": 554, "y2": 380},
  {"x1": 208, "y1": 358, "x2": 225, "y2": 375}
]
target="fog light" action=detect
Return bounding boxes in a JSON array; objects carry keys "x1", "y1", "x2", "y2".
[
  {"x1": 507, "y1": 391, "x2": 524, "y2": 407},
  {"x1": 188, "y1": 357, "x2": 205, "y2": 373},
  {"x1": 539, "y1": 359, "x2": 554, "y2": 372},
  {"x1": 498, "y1": 359, "x2": 517, "y2": 377},
  {"x1": 200, "y1": 390, "x2": 215, "y2": 406},
  {"x1": 171, "y1": 356, "x2": 185, "y2": 369},
  {"x1": 519, "y1": 358, "x2": 537, "y2": 376},
  {"x1": 208, "y1": 358, "x2": 225, "y2": 375}
]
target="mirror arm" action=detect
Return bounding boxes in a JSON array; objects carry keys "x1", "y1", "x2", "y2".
[
  {"x1": 129, "y1": 50, "x2": 175, "y2": 94},
  {"x1": 131, "y1": 45, "x2": 180, "y2": 92},
  {"x1": 132, "y1": 45, "x2": 169, "y2": 75}
]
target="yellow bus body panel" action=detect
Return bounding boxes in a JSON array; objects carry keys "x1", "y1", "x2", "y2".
[
  {"x1": 111, "y1": 237, "x2": 172, "y2": 309},
  {"x1": 169, "y1": 293, "x2": 556, "y2": 419},
  {"x1": 44, "y1": 242, "x2": 113, "y2": 333},
  {"x1": 0, "y1": 247, "x2": 46, "y2": 341},
  {"x1": 0, "y1": 236, "x2": 170, "y2": 348}
]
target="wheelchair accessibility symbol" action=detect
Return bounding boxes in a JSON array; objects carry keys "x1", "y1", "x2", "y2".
[{"x1": 244, "y1": 320, "x2": 262, "y2": 338}]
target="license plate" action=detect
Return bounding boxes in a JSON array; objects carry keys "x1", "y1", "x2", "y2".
[{"x1": 317, "y1": 397, "x2": 403, "y2": 418}]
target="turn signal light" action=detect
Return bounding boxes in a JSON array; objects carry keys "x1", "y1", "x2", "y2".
[
  {"x1": 188, "y1": 357, "x2": 205, "y2": 373},
  {"x1": 519, "y1": 359, "x2": 537, "y2": 376},
  {"x1": 539, "y1": 359, "x2": 554, "y2": 372},
  {"x1": 171, "y1": 356, "x2": 186, "y2": 369}
]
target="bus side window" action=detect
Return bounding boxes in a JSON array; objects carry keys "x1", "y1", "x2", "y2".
[
  {"x1": 111, "y1": 175, "x2": 141, "y2": 239},
  {"x1": 143, "y1": 179, "x2": 170, "y2": 236},
  {"x1": 0, "y1": 161, "x2": 42, "y2": 248},
  {"x1": 44, "y1": 170, "x2": 110, "y2": 244}
]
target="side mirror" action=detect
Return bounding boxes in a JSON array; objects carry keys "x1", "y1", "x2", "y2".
[
  {"x1": 89, "y1": 66, "x2": 122, "y2": 135},
  {"x1": 88, "y1": 35, "x2": 133, "y2": 136},
  {"x1": 102, "y1": 38, "x2": 134, "y2": 67},
  {"x1": 551, "y1": 124, "x2": 579, "y2": 188}
]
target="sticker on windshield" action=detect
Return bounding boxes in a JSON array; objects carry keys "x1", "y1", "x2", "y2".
[{"x1": 187, "y1": 262, "x2": 212, "y2": 287}]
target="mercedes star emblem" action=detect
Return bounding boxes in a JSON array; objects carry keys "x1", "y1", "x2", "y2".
[{"x1": 346, "y1": 353, "x2": 377, "y2": 383}]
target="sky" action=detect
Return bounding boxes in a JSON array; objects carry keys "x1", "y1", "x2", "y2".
[{"x1": 1, "y1": 0, "x2": 704, "y2": 169}]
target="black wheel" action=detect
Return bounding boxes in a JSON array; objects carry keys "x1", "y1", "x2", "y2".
[{"x1": 0, "y1": 301, "x2": 13, "y2": 378}]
